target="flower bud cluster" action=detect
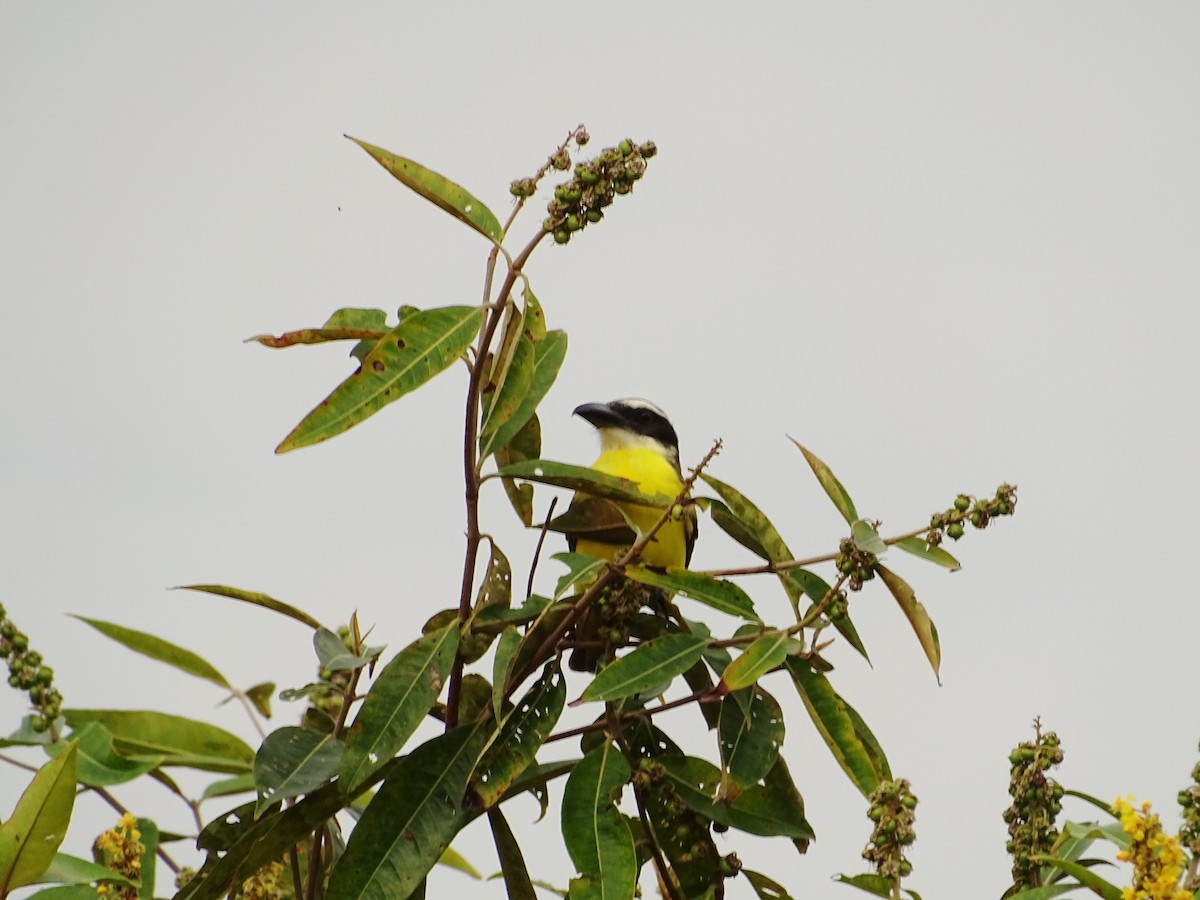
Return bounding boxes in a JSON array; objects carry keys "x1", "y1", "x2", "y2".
[
  {"x1": 1177, "y1": 745, "x2": 1200, "y2": 891},
  {"x1": 927, "y1": 483, "x2": 1017, "y2": 545},
  {"x1": 93, "y1": 812, "x2": 145, "y2": 899},
  {"x1": 1113, "y1": 796, "x2": 1191, "y2": 900},
  {"x1": 862, "y1": 778, "x2": 918, "y2": 880},
  {"x1": 835, "y1": 538, "x2": 876, "y2": 592},
  {"x1": 0, "y1": 604, "x2": 62, "y2": 733},
  {"x1": 539, "y1": 138, "x2": 657, "y2": 245},
  {"x1": 1002, "y1": 727, "x2": 1064, "y2": 888},
  {"x1": 238, "y1": 858, "x2": 286, "y2": 900}
]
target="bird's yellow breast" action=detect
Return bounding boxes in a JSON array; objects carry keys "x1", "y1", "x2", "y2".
[{"x1": 574, "y1": 446, "x2": 689, "y2": 569}]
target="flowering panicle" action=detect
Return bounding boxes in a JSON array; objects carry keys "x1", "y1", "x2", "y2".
[
  {"x1": 1113, "y1": 796, "x2": 1191, "y2": 900},
  {"x1": 1003, "y1": 724, "x2": 1064, "y2": 889},
  {"x1": 1176, "y1": 744, "x2": 1200, "y2": 892},
  {"x1": 93, "y1": 812, "x2": 144, "y2": 899},
  {"x1": 863, "y1": 778, "x2": 918, "y2": 881}
]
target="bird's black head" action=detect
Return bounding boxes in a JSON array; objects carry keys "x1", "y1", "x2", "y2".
[{"x1": 573, "y1": 398, "x2": 681, "y2": 467}]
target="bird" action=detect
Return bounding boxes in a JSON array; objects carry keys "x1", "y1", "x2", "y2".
[{"x1": 567, "y1": 398, "x2": 697, "y2": 670}]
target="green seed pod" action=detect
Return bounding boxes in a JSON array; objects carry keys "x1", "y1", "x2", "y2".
[
  {"x1": 575, "y1": 128, "x2": 590, "y2": 146},
  {"x1": 947, "y1": 523, "x2": 965, "y2": 540},
  {"x1": 614, "y1": 181, "x2": 631, "y2": 195},
  {"x1": 554, "y1": 185, "x2": 570, "y2": 202},
  {"x1": 553, "y1": 230, "x2": 570, "y2": 245},
  {"x1": 30, "y1": 716, "x2": 46, "y2": 733},
  {"x1": 618, "y1": 139, "x2": 633, "y2": 156},
  {"x1": 640, "y1": 141, "x2": 657, "y2": 158},
  {"x1": 969, "y1": 511, "x2": 985, "y2": 528},
  {"x1": 565, "y1": 214, "x2": 581, "y2": 232},
  {"x1": 11, "y1": 634, "x2": 28, "y2": 652},
  {"x1": 954, "y1": 494, "x2": 970, "y2": 511},
  {"x1": 565, "y1": 188, "x2": 582, "y2": 204},
  {"x1": 585, "y1": 208, "x2": 603, "y2": 223},
  {"x1": 36, "y1": 667, "x2": 54, "y2": 685},
  {"x1": 898, "y1": 860, "x2": 912, "y2": 877},
  {"x1": 995, "y1": 500, "x2": 1011, "y2": 515}
]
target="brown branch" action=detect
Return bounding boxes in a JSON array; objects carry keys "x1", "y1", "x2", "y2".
[
  {"x1": 544, "y1": 687, "x2": 714, "y2": 745},
  {"x1": 697, "y1": 526, "x2": 933, "y2": 578},
  {"x1": 526, "y1": 496, "x2": 558, "y2": 601}
]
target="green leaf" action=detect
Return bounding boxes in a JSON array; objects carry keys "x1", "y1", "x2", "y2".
[
  {"x1": 552, "y1": 552, "x2": 608, "y2": 600},
  {"x1": 461, "y1": 540, "x2": 512, "y2": 663},
  {"x1": 834, "y1": 873, "x2": 922, "y2": 899},
  {"x1": 841, "y1": 701, "x2": 892, "y2": 784},
  {"x1": 1004, "y1": 887, "x2": 1078, "y2": 900},
  {"x1": 495, "y1": 413, "x2": 541, "y2": 526},
  {"x1": 326, "y1": 723, "x2": 491, "y2": 900},
  {"x1": 1063, "y1": 789, "x2": 1122, "y2": 817},
  {"x1": 246, "y1": 307, "x2": 391, "y2": 349},
  {"x1": 703, "y1": 498, "x2": 768, "y2": 559},
  {"x1": 657, "y1": 756, "x2": 814, "y2": 840},
  {"x1": 36, "y1": 852, "x2": 137, "y2": 887},
  {"x1": 763, "y1": 755, "x2": 812, "y2": 855},
  {"x1": 488, "y1": 808, "x2": 537, "y2": 900},
  {"x1": 0, "y1": 741, "x2": 77, "y2": 893},
  {"x1": 132, "y1": 817, "x2": 158, "y2": 900},
  {"x1": 561, "y1": 743, "x2": 636, "y2": 900},
  {"x1": 579, "y1": 634, "x2": 708, "y2": 703},
  {"x1": 893, "y1": 535, "x2": 961, "y2": 572},
  {"x1": 276, "y1": 305, "x2": 483, "y2": 453},
  {"x1": 50, "y1": 722, "x2": 159, "y2": 786},
  {"x1": 482, "y1": 331, "x2": 567, "y2": 460},
  {"x1": 62, "y1": 710, "x2": 254, "y2": 774},
  {"x1": 347, "y1": 136, "x2": 502, "y2": 243},
  {"x1": 791, "y1": 440, "x2": 858, "y2": 524},
  {"x1": 253, "y1": 727, "x2": 344, "y2": 818},
  {"x1": 480, "y1": 305, "x2": 535, "y2": 455},
  {"x1": 493, "y1": 460, "x2": 675, "y2": 507},
  {"x1": 784, "y1": 660, "x2": 880, "y2": 797},
  {"x1": 201, "y1": 772, "x2": 256, "y2": 800},
  {"x1": 492, "y1": 627, "x2": 521, "y2": 720},
  {"x1": 173, "y1": 584, "x2": 322, "y2": 630},
  {"x1": 719, "y1": 689, "x2": 785, "y2": 796},
  {"x1": 245, "y1": 682, "x2": 275, "y2": 719},
  {"x1": 623, "y1": 567, "x2": 759, "y2": 622},
  {"x1": 545, "y1": 498, "x2": 635, "y2": 545},
  {"x1": 721, "y1": 633, "x2": 793, "y2": 692},
  {"x1": 785, "y1": 568, "x2": 870, "y2": 663},
  {"x1": 743, "y1": 869, "x2": 795, "y2": 900},
  {"x1": 472, "y1": 662, "x2": 565, "y2": 809},
  {"x1": 437, "y1": 845, "x2": 481, "y2": 879},
  {"x1": 340, "y1": 623, "x2": 460, "y2": 794},
  {"x1": 313, "y1": 627, "x2": 379, "y2": 672},
  {"x1": 875, "y1": 564, "x2": 941, "y2": 684},
  {"x1": 71, "y1": 615, "x2": 230, "y2": 688},
  {"x1": 700, "y1": 475, "x2": 804, "y2": 613},
  {"x1": 1031, "y1": 855, "x2": 1123, "y2": 900},
  {"x1": 23, "y1": 887, "x2": 106, "y2": 899},
  {"x1": 850, "y1": 520, "x2": 886, "y2": 555},
  {"x1": 176, "y1": 786, "x2": 343, "y2": 900}
]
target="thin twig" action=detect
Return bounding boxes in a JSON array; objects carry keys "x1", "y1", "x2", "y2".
[
  {"x1": 544, "y1": 688, "x2": 713, "y2": 745},
  {"x1": 0, "y1": 751, "x2": 39, "y2": 773},
  {"x1": 289, "y1": 845, "x2": 304, "y2": 900},
  {"x1": 697, "y1": 526, "x2": 932, "y2": 578},
  {"x1": 525, "y1": 496, "x2": 558, "y2": 601}
]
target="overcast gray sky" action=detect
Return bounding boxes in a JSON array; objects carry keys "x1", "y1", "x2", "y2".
[{"x1": 3, "y1": 4, "x2": 1199, "y2": 898}]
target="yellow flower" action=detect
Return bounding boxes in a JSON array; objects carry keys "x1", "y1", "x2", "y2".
[{"x1": 1111, "y1": 796, "x2": 1192, "y2": 900}]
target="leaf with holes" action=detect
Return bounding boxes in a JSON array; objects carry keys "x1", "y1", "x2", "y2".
[
  {"x1": 472, "y1": 662, "x2": 565, "y2": 808},
  {"x1": 277, "y1": 305, "x2": 483, "y2": 453},
  {"x1": 657, "y1": 756, "x2": 814, "y2": 840},
  {"x1": 348, "y1": 137, "x2": 502, "y2": 242},
  {"x1": 719, "y1": 689, "x2": 785, "y2": 798},
  {"x1": 495, "y1": 413, "x2": 541, "y2": 526},
  {"x1": 340, "y1": 622, "x2": 459, "y2": 794},
  {"x1": 253, "y1": 727, "x2": 344, "y2": 818},
  {"x1": 578, "y1": 634, "x2": 708, "y2": 703}
]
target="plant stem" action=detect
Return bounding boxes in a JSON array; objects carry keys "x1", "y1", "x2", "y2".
[
  {"x1": 697, "y1": 526, "x2": 932, "y2": 578},
  {"x1": 544, "y1": 688, "x2": 714, "y2": 745}
]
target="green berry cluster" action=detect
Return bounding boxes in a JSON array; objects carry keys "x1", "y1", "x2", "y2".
[
  {"x1": 826, "y1": 588, "x2": 850, "y2": 622},
  {"x1": 508, "y1": 125, "x2": 590, "y2": 200},
  {"x1": 0, "y1": 604, "x2": 62, "y2": 733},
  {"x1": 537, "y1": 138, "x2": 657, "y2": 245},
  {"x1": 1002, "y1": 726, "x2": 1064, "y2": 889},
  {"x1": 927, "y1": 483, "x2": 1018, "y2": 545},
  {"x1": 1177, "y1": 745, "x2": 1200, "y2": 890},
  {"x1": 835, "y1": 538, "x2": 877, "y2": 592},
  {"x1": 863, "y1": 778, "x2": 918, "y2": 880}
]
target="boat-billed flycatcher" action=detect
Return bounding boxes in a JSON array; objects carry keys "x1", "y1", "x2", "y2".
[{"x1": 568, "y1": 399, "x2": 697, "y2": 670}]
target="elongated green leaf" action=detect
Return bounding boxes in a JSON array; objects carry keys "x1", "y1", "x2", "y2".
[
  {"x1": 340, "y1": 623, "x2": 460, "y2": 794},
  {"x1": 36, "y1": 852, "x2": 137, "y2": 887},
  {"x1": 133, "y1": 817, "x2": 158, "y2": 900},
  {"x1": 347, "y1": 137, "x2": 502, "y2": 243},
  {"x1": 473, "y1": 663, "x2": 565, "y2": 808},
  {"x1": 173, "y1": 584, "x2": 322, "y2": 630},
  {"x1": 784, "y1": 660, "x2": 880, "y2": 797},
  {"x1": 657, "y1": 756, "x2": 814, "y2": 840},
  {"x1": 561, "y1": 743, "x2": 636, "y2": 900},
  {"x1": 1031, "y1": 855, "x2": 1123, "y2": 900},
  {"x1": 893, "y1": 535, "x2": 961, "y2": 571},
  {"x1": 841, "y1": 701, "x2": 892, "y2": 784},
  {"x1": 0, "y1": 743, "x2": 77, "y2": 893},
  {"x1": 785, "y1": 568, "x2": 870, "y2": 663},
  {"x1": 480, "y1": 318, "x2": 535, "y2": 454},
  {"x1": 462, "y1": 540, "x2": 512, "y2": 663},
  {"x1": 700, "y1": 475, "x2": 804, "y2": 612},
  {"x1": 277, "y1": 305, "x2": 483, "y2": 453},
  {"x1": 488, "y1": 808, "x2": 537, "y2": 900},
  {"x1": 743, "y1": 869, "x2": 795, "y2": 900},
  {"x1": 545, "y1": 498, "x2": 635, "y2": 544},
  {"x1": 763, "y1": 755, "x2": 812, "y2": 855},
  {"x1": 721, "y1": 634, "x2": 793, "y2": 692},
  {"x1": 326, "y1": 724, "x2": 491, "y2": 900},
  {"x1": 1004, "y1": 886, "x2": 1077, "y2": 900},
  {"x1": 62, "y1": 710, "x2": 254, "y2": 774},
  {"x1": 579, "y1": 634, "x2": 708, "y2": 703},
  {"x1": 791, "y1": 440, "x2": 858, "y2": 524},
  {"x1": 175, "y1": 786, "x2": 343, "y2": 900},
  {"x1": 492, "y1": 627, "x2": 521, "y2": 719},
  {"x1": 834, "y1": 873, "x2": 922, "y2": 899},
  {"x1": 482, "y1": 331, "x2": 567, "y2": 459},
  {"x1": 253, "y1": 727, "x2": 344, "y2": 817},
  {"x1": 436, "y1": 846, "x2": 481, "y2": 879},
  {"x1": 50, "y1": 722, "x2": 158, "y2": 786},
  {"x1": 875, "y1": 564, "x2": 941, "y2": 684},
  {"x1": 72, "y1": 615, "x2": 229, "y2": 688},
  {"x1": 202, "y1": 772, "x2": 256, "y2": 800},
  {"x1": 624, "y1": 566, "x2": 759, "y2": 622},
  {"x1": 495, "y1": 412, "x2": 541, "y2": 526},
  {"x1": 1063, "y1": 789, "x2": 1121, "y2": 817},
  {"x1": 719, "y1": 689, "x2": 784, "y2": 796},
  {"x1": 703, "y1": 498, "x2": 768, "y2": 559},
  {"x1": 493, "y1": 460, "x2": 675, "y2": 507}
]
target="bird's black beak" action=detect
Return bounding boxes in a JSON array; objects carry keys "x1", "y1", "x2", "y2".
[{"x1": 573, "y1": 402, "x2": 624, "y2": 429}]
